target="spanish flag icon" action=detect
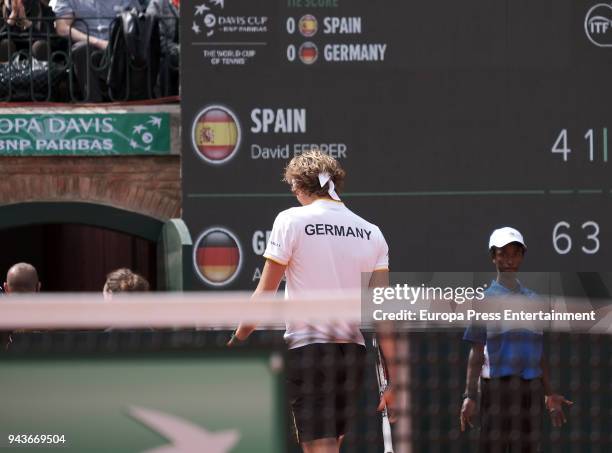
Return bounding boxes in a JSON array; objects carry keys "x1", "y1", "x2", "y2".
[
  {"x1": 299, "y1": 15, "x2": 318, "y2": 37},
  {"x1": 195, "y1": 228, "x2": 241, "y2": 286},
  {"x1": 193, "y1": 107, "x2": 240, "y2": 164}
]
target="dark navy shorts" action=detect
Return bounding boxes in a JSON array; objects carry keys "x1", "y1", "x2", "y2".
[{"x1": 286, "y1": 343, "x2": 366, "y2": 443}]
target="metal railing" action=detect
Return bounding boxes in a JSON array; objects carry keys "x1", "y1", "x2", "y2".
[{"x1": 0, "y1": 14, "x2": 179, "y2": 103}]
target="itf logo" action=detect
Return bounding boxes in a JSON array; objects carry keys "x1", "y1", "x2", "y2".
[{"x1": 585, "y1": 3, "x2": 612, "y2": 47}]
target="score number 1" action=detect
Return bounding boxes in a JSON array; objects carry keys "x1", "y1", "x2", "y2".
[
  {"x1": 551, "y1": 128, "x2": 608, "y2": 162},
  {"x1": 552, "y1": 221, "x2": 600, "y2": 255}
]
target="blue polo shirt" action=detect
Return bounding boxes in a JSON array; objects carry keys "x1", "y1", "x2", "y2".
[{"x1": 463, "y1": 280, "x2": 543, "y2": 380}]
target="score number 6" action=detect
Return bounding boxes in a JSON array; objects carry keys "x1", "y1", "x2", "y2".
[{"x1": 553, "y1": 221, "x2": 600, "y2": 255}]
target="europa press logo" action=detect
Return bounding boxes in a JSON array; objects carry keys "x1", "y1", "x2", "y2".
[
  {"x1": 585, "y1": 3, "x2": 612, "y2": 47},
  {"x1": 191, "y1": 105, "x2": 241, "y2": 165},
  {"x1": 193, "y1": 227, "x2": 243, "y2": 287}
]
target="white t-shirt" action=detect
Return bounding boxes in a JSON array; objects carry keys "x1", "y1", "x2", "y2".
[{"x1": 263, "y1": 199, "x2": 389, "y2": 349}]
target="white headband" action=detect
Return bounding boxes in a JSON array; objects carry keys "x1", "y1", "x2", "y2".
[{"x1": 318, "y1": 172, "x2": 341, "y2": 201}]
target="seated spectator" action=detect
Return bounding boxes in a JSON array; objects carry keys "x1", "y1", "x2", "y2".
[
  {"x1": 3, "y1": 262, "x2": 41, "y2": 293},
  {"x1": 52, "y1": 0, "x2": 139, "y2": 101},
  {"x1": 103, "y1": 268, "x2": 149, "y2": 300},
  {"x1": 146, "y1": 0, "x2": 178, "y2": 96},
  {"x1": 0, "y1": 0, "x2": 55, "y2": 62},
  {"x1": 2, "y1": 262, "x2": 41, "y2": 350}
]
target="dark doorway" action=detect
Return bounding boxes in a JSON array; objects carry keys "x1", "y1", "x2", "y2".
[{"x1": 0, "y1": 224, "x2": 157, "y2": 292}]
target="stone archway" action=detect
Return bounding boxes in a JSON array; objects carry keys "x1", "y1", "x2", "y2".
[
  {"x1": 0, "y1": 202, "x2": 165, "y2": 291},
  {"x1": 0, "y1": 156, "x2": 180, "y2": 221},
  {"x1": 0, "y1": 202, "x2": 164, "y2": 241}
]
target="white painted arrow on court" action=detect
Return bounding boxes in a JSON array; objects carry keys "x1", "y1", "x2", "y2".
[{"x1": 129, "y1": 406, "x2": 240, "y2": 453}]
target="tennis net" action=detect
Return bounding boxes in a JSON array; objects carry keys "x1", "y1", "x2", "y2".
[{"x1": 0, "y1": 291, "x2": 610, "y2": 453}]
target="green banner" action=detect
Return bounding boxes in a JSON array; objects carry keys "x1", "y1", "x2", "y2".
[
  {"x1": 0, "y1": 114, "x2": 170, "y2": 156},
  {"x1": 0, "y1": 353, "x2": 285, "y2": 452}
]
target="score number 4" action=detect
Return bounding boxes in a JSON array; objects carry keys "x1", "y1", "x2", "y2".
[
  {"x1": 553, "y1": 221, "x2": 599, "y2": 255},
  {"x1": 552, "y1": 128, "x2": 608, "y2": 162}
]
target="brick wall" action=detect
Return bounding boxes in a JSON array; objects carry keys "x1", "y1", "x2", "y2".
[{"x1": 0, "y1": 156, "x2": 181, "y2": 220}]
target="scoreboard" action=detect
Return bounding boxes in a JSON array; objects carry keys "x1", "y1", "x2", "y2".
[{"x1": 181, "y1": 0, "x2": 612, "y2": 289}]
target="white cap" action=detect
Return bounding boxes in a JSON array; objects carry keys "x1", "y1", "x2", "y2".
[{"x1": 488, "y1": 227, "x2": 526, "y2": 250}]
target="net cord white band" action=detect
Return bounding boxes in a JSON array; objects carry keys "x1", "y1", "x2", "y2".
[{"x1": 0, "y1": 293, "x2": 610, "y2": 333}]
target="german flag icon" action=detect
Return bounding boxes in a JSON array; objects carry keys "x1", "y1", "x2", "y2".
[
  {"x1": 299, "y1": 42, "x2": 318, "y2": 65},
  {"x1": 194, "y1": 228, "x2": 242, "y2": 287},
  {"x1": 192, "y1": 106, "x2": 241, "y2": 165}
]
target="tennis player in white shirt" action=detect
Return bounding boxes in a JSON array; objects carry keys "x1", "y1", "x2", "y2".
[{"x1": 229, "y1": 150, "x2": 395, "y2": 453}]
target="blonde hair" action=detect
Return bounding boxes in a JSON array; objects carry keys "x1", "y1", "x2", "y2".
[
  {"x1": 104, "y1": 268, "x2": 149, "y2": 293},
  {"x1": 283, "y1": 149, "x2": 345, "y2": 197}
]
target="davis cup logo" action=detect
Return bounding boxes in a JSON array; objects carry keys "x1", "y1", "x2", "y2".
[
  {"x1": 585, "y1": 3, "x2": 612, "y2": 47},
  {"x1": 191, "y1": 105, "x2": 241, "y2": 165},
  {"x1": 193, "y1": 227, "x2": 243, "y2": 287},
  {"x1": 192, "y1": 0, "x2": 225, "y2": 37}
]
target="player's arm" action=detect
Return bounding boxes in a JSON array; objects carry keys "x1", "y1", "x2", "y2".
[
  {"x1": 460, "y1": 342, "x2": 484, "y2": 431},
  {"x1": 228, "y1": 259, "x2": 286, "y2": 345},
  {"x1": 371, "y1": 269, "x2": 395, "y2": 381},
  {"x1": 370, "y1": 269, "x2": 398, "y2": 415},
  {"x1": 541, "y1": 355, "x2": 573, "y2": 427}
]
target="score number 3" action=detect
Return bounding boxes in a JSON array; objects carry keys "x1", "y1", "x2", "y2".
[{"x1": 553, "y1": 221, "x2": 600, "y2": 255}]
